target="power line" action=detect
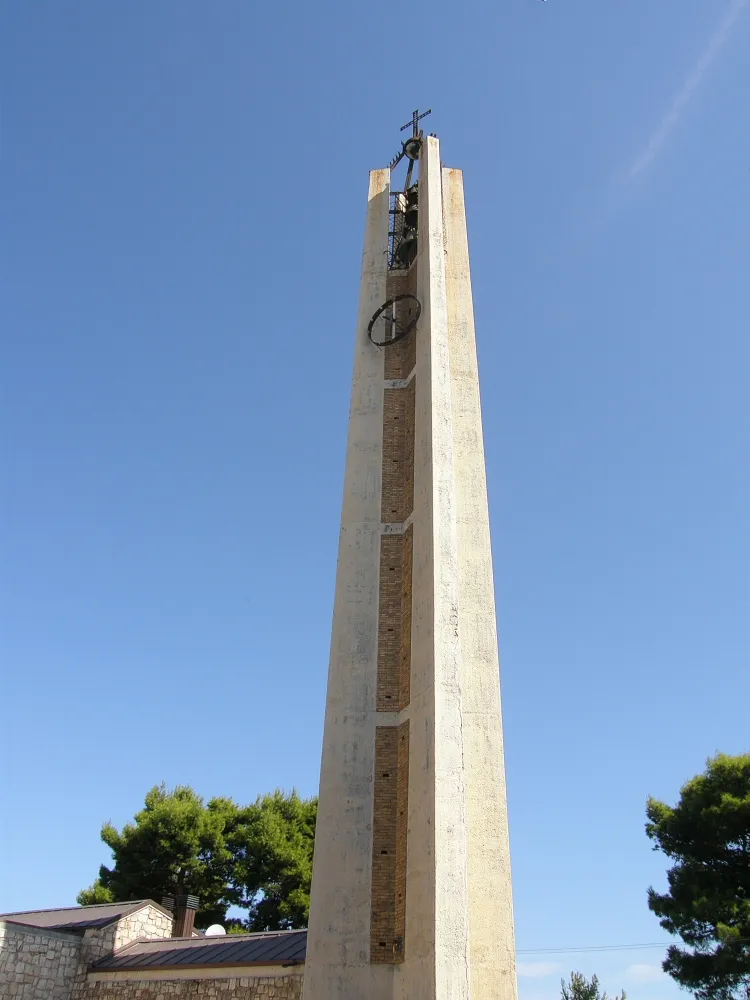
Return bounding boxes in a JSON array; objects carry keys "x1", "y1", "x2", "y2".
[
  {"x1": 519, "y1": 939, "x2": 750, "y2": 956},
  {"x1": 518, "y1": 943, "x2": 668, "y2": 955}
]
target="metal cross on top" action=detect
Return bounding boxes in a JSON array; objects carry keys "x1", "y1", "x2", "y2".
[{"x1": 400, "y1": 108, "x2": 432, "y2": 138}]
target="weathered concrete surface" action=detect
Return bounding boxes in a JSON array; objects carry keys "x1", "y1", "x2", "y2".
[
  {"x1": 301, "y1": 168, "x2": 393, "y2": 1000},
  {"x1": 443, "y1": 166, "x2": 518, "y2": 1000},
  {"x1": 396, "y1": 134, "x2": 471, "y2": 1000}
]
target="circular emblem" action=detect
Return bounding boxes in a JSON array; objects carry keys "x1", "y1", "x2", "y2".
[{"x1": 367, "y1": 294, "x2": 421, "y2": 347}]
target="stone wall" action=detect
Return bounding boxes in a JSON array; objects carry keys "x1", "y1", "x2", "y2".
[
  {"x1": 0, "y1": 904, "x2": 175, "y2": 1000},
  {"x1": 112, "y1": 904, "x2": 174, "y2": 951},
  {"x1": 80, "y1": 974, "x2": 304, "y2": 999},
  {"x1": 0, "y1": 921, "x2": 82, "y2": 999},
  {"x1": 76, "y1": 903, "x2": 174, "y2": 970}
]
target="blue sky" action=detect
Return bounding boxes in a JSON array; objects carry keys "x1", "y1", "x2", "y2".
[{"x1": 2, "y1": 2, "x2": 748, "y2": 997}]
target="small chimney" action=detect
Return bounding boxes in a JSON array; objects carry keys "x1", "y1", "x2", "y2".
[{"x1": 162, "y1": 893, "x2": 199, "y2": 937}]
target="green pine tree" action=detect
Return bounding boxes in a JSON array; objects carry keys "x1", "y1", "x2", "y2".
[
  {"x1": 78, "y1": 783, "x2": 317, "y2": 930},
  {"x1": 647, "y1": 752, "x2": 750, "y2": 1000},
  {"x1": 560, "y1": 972, "x2": 625, "y2": 1000}
]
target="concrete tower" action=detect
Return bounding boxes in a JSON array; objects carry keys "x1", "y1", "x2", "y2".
[{"x1": 303, "y1": 117, "x2": 517, "y2": 1000}]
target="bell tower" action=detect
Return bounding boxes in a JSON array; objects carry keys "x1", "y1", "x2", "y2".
[{"x1": 302, "y1": 115, "x2": 517, "y2": 1000}]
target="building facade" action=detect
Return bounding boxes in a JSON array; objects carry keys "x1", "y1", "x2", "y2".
[{"x1": 0, "y1": 901, "x2": 305, "y2": 1000}]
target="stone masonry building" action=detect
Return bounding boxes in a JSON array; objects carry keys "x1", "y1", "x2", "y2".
[{"x1": 0, "y1": 900, "x2": 305, "y2": 999}]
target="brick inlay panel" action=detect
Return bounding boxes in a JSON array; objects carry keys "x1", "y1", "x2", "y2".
[
  {"x1": 400, "y1": 525, "x2": 413, "y2": 708},
  {"x1": 376, "y1": 525, "x2": 413, "y2": 712},
  {"x1": 381, "y1": 380, "x2": 415, "y2": 523},
  {"x1": 370, "y1": 722, "x2": 409, "y2": 964},
  {"x1": 377, "y1": 534, "x2": 403, "y2": 711}
]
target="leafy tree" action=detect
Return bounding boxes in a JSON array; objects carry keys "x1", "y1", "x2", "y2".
[
  {"x1": 227, "y1": 922, "x2": 252, "y2": 935},
  {"x1": 229, "y1": 790, "x2": 317, "y2": 930},
  {"x1": 646, "y1": 752, "x2": 750, "y2": 1000},
  {"x1": 77, "y1": 784, "x2": 239, "y2": 926},
  {"x1": 77, "y1": 882, "x2": 115, "y2": 906},
  {"x1": 560, "y1": 972, "x2": 625, "y2": 1000},
  {"x1": 78, "y1": 784, "x2": 317, "y2": 931}
]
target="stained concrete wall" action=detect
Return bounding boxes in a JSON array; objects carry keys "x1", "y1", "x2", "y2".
[
  {"x1": 301, "y1": 169, "x2": 394, "y2": 1000},
  {"x1": 395, "y1": 134, "x2": 472, "y2": 1000},
  {"x1": 442, "y1": 166, "x2": 518, "y2": 1000}
]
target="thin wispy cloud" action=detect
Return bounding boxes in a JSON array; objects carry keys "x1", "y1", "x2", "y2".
[
  {"x1": 628, "y1": 0, "x2": 748, "y2": 180},
  {"x1": 517, "y1": 962, "x2": 564, "y2": 979},
  {"x1": 624, "y1": 963, "x2": 667, "y2": 984}
]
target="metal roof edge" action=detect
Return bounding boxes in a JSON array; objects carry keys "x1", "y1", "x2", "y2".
[
  {"x1": 92, "y1": 900, "x2": 144, "y2": 927},
  {"x1": 91, "y1": 958, "x2": 305, "y2": 974},
  {"x1": 91, "y1": 936, "x2": 141, "y2": 968},
  {"x1": 157, "y1": 929, "x2": 307, "y2": 943},
  {"x1": 0, "y1": 900, "x2": 149, "y2": 918},
  {"x1": 1, "y1": 919, "x2": 84, "y2": 938},
  {"x1": 0, "y1": 898, "x2": 174, "y2": 931}
]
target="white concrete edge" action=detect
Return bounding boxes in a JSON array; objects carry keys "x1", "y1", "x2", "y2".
[
  {"x1": 383, "y1": 366, "x2": 416, "y2": 390},
  {"x1": 423, "y1": 133, "x2": 473, "y2": 1000},
  {"x1": 382, "y1": 510, "x2": 415, "y2": 536}
]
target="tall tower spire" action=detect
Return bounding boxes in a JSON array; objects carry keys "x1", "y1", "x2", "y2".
[{"x1": 303, "y1": 125, "x2": 517, "y2": 1000}]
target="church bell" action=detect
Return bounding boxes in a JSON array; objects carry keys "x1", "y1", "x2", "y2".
[
  {"x1": 404, "y1": 185, "x2": 419, "y2": 230},
  {"x1": 396, "y1": 229, "x2": 418, "y2": 267}
]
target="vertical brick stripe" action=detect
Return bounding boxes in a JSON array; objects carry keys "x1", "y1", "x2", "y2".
[
  {"x1": 371, "y1": 727, "x2": 398, "y2": 963},
  {"x1": 376, "y1": 525, "x2": 413, "y2": 712},
  {"x1": 370, "y1": 721, "x2": 410, "y2": 964},
  {"x1": 383, "y1": 322, "x2": 417, "y2": 380},
  {"x1": 377, "y1": 534, "x2": 404, "y2": 711},
  {"x1": 369, "y1": 256, "x2": 417, "y2": 966},
  {"x1": 384, "y1": 268, "x2": 417, "y2": 380},
  {"x1": 381, "y1": 379, "x2": 415, "y2": 523},
  {"x1": 395, "y1": 720, "x2": 409, "y2": 952},
  {"x1": 402, "y1": 380, "x2": 415, "y2": 521},
  {"x1": 400, "y1": 525, "x2": 413, "y2": 708}
]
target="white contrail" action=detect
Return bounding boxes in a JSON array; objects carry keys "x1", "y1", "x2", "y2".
[{"x1": 629, "y1": 0, "x2": 748, "y2": 180}]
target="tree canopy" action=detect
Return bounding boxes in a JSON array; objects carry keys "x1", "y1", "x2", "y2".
[
  {"x1": 646, "y1": 752, "x2": 750, "y2": 1000},
  {"x1": 560, "y1": 972, "x2": 625, "y2": 1000},
  {"x1": 78, "y1": 784, "x2": 317, "y2": 930},
  {"x1": 228, "y1": 790, "x2": 316, "y2": 931}
]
